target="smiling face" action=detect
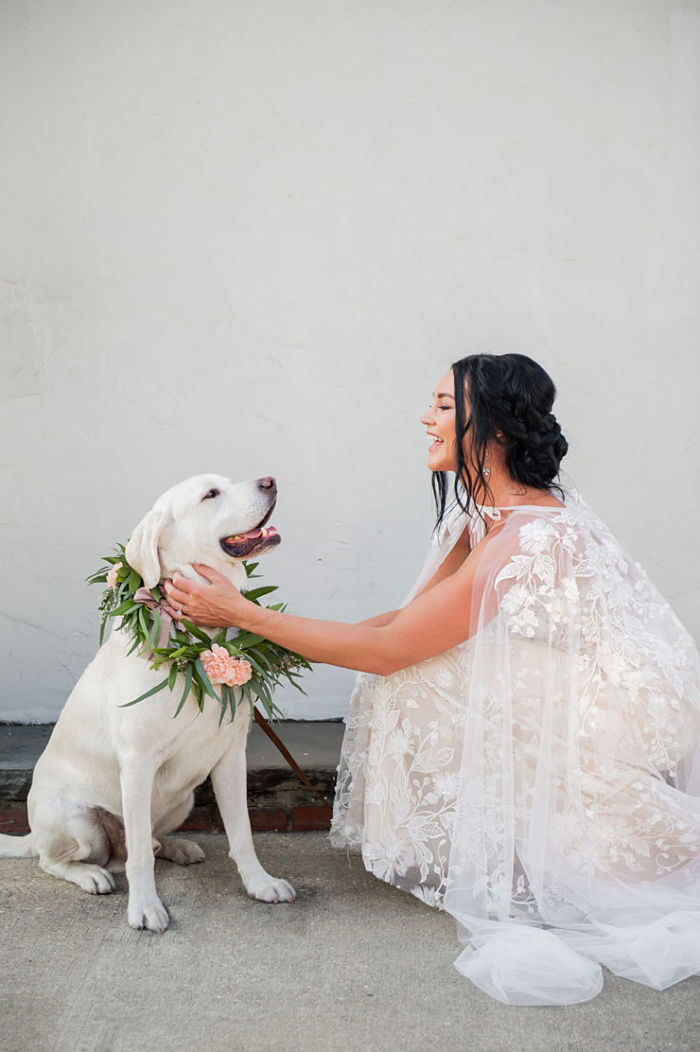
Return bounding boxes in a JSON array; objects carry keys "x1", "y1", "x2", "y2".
[{"x1": 421, "y1": 369, "x2": 459, "y2": 473}]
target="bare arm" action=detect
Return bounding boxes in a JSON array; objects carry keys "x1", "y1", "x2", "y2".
[
  {"x1": 358, "y1": 610, "x2": 399, "y2": 627},
  {"x1": 164, "y1": 550, "x2": 481, "y2": 677}
]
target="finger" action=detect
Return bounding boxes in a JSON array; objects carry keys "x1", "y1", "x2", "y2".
[
  {"x1": 170, "y1": 573, "x2": 205, "y2": 597},
  {"x1": 163, "y1": 582, "x2": 189, "y2": 606}
]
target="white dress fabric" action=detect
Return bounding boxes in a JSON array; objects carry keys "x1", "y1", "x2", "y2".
[{"x1": 330, "y1": 489, "x2": 700, "y2": 1005}]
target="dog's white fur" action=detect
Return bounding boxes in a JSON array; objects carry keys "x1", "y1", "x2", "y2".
[{"x1": 0, "y1": 474, "x2": 295, "y2": 932}]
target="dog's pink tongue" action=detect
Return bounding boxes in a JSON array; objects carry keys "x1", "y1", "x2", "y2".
[{"x1": 224, "y1": 525, "x2": 277, "y2": 543}]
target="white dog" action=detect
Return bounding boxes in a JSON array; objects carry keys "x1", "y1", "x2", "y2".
[{"x1": 0, "y1": 473, "x2": 296, "y2": 932}]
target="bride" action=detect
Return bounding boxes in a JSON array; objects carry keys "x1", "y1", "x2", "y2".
[{"x1": 164, "y1": 353, "x2": 700, "y2": 1006}]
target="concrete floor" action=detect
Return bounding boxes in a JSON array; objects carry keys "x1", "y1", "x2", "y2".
[{"x1": 2, "y1": 833, "x2": 699, "y2": 1052}]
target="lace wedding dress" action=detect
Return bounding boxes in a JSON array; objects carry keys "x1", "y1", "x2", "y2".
[{"x1": 330, "y1": 489, "x2": 700, "y2": 1005}]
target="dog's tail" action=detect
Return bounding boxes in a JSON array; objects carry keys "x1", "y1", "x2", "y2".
[{"x1": 0, "y1": 832, "x2": 37, "y2": 858}]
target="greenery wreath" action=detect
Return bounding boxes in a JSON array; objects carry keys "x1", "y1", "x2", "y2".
[{"x1": 88, "y1": 545, "x2": 310, "y2": 723}]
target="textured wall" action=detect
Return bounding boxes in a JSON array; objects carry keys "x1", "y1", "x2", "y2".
[{"x1": 1, "y1": 0, "x2": 698, "y2": 720}]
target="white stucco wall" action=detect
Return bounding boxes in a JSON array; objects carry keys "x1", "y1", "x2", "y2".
[{"x1": 1, "y1": 0, "x2": 698, "y2": 722}]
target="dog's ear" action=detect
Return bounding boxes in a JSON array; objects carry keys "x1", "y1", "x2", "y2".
[{"x1": 125, "y1": 507, "x2": 171, "y2": 589}]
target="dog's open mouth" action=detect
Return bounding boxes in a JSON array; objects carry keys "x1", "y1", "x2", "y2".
[{"x1": 219, "y1": 524, "x2": 281, "y2": 559}]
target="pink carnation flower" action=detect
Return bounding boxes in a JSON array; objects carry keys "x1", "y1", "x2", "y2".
[
  {"x1": 200, "y1": 644, "x2": 253, "y2": 687},
  {"x1": 106, "y1": 562, "x2": 123, "y2": 590}
]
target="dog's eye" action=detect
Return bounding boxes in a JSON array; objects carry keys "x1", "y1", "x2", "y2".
[{"x1": 202, "y1": 488, "x2": 220, "y2": 501}]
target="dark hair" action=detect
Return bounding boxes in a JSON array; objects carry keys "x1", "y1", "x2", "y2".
[{"x1": 432, "y1": 353, "x2": 569, "y2": 529}]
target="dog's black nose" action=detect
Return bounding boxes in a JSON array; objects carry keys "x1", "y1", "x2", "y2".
[{"x1": 258, "y1": 476, "x2": 276, "y2": 492}]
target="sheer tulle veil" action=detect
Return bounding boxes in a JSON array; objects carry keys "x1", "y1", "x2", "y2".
[{"x1": 333, "y1": 484, "x2": 700, "y2": 1006}]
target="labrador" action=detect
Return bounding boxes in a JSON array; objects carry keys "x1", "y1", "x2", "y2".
[{"x1": 0, "y1": 473, "x2": 295, "y2": 931}]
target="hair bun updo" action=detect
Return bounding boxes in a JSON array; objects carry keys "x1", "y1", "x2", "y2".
[{"x1": 497, "y1": 357, "x2": 569, "y2": 489}]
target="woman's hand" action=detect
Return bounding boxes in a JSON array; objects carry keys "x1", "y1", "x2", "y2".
[
  {"x1": 161, "y1": 542, "x2": 479, "y2": 675},
  {"x1": 162, "y1": 564, "x2": 250, "y2": 629}
]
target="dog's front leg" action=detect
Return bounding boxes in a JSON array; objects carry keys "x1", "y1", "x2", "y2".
[
  {"x1": 120, "y1": 757, "x2": 170, "y2": 932},
  {"x1": 211, "y1": 722, "x2": 295, "y2": 903}
]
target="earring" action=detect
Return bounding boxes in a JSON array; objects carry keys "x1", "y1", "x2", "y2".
[{"x1": 483, "y1": 462, "x2": 491, "y2": 478}]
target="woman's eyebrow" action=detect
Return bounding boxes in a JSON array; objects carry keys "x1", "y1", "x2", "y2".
[{"x1": 433, "y1": 392, "x2": 455, "y2": 400}]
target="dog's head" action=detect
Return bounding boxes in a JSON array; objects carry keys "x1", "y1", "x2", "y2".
[{"x1": 125, "y1": 474, "x2": 281, "y2": 589}]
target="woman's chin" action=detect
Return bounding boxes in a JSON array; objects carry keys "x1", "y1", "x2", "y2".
[{"x1": 427, "y1": 452, "x2": 456, "y2": 473}]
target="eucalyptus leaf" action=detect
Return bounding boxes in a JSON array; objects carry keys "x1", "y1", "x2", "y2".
[
  {"x1": 120, "y1": 678, "x2": 169, "y2": 707},
  {"x1": 172, "y1": 663, "x2": 194, "y2": 717},
  {"x1": 229, "y1": 631, "x2": 265, "y2": 648},
  {"x1": 193, "y1": 659, "x2": 219, "y2": 701},
  {"x1": 180, "y1": 619, "x2": 212, "y2": 645},
  {"x1": 243, "y1": 585, "x2": 279, "y2": 602}
]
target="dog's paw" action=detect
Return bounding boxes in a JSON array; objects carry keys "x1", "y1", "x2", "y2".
[
  {"x1": 128, "y1": 896, "x2": 170, "y2": 933},
  {"x1": 76, "y1": 864, "x2": 116, "y2": 895},
  {"x1": 248, "y1": 876, "x2": 296, "y2": 904},
  {"x1": 156, "y1": 837, "x2": 206, "y2": 866}
]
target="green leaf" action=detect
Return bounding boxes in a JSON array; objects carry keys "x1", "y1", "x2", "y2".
[
  {"x1": 108, "y1": 599, "x2": 137, "y2": 618},
  {"x1": 145, "y1": 610, "x2": 162, "y2": 652},
  {"x1": 120, "y1": 677, "x2": 169, "y2": 707},
  {"x1": 218, "y1": 685, "x2": 231, "y2": 727},
  {"x1": 154, "y1": 645, "x2": 189, "y2": 660},
  {"x1": 181, "y1": 619, "x2": 213, "y2": 645},
  {"x1": 241, "y1": 653, "x2": 266, "y2": 676},
  {"x1": 229, "y1": 631, "x2": 265, "y2": 648},
  {"x1": 126, "y1": 632, "x2": 141, "y2": 657},
  {"x1": 243, "y1": 585, "x2": 279, "y2": 602},
  {"x1": 167, "y1": 663, "x2": 178, "y2": 691},
  {"x1": 193, "y1": 658, "x2": 219, "y2": 701},
  {"x1": 248, "y1": 647, "x2": 273, "y2": 670},
  {"x1": 86, "y1": 570, "x2": 108, "y2": 585},
  {"x1": 172, "y1": 663, "x2": 194, "y2": 717}
]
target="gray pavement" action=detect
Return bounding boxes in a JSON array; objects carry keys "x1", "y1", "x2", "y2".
[{"x1": 2, "y1": 833, "x2": 699, "y2": 1052}]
